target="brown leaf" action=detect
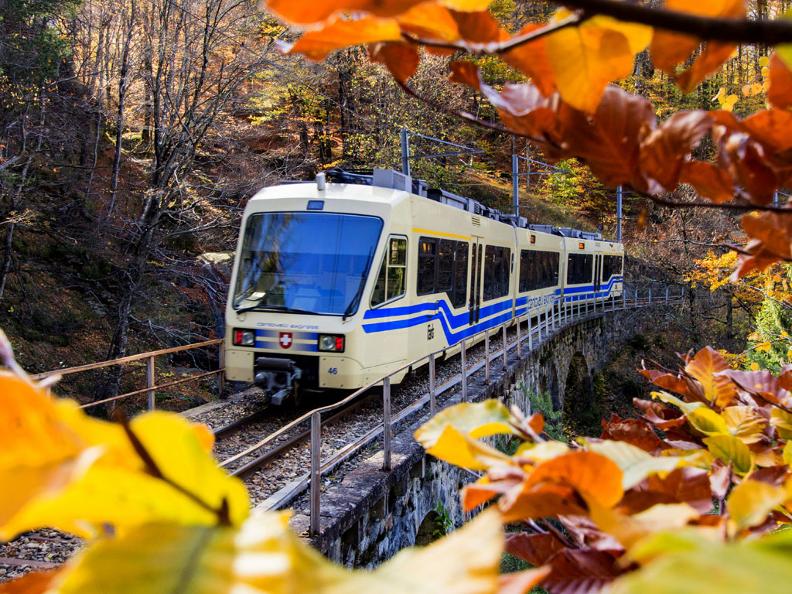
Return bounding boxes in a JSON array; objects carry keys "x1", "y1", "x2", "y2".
[
  {"x1": 640, "y1": 368, "x2": 692, "y2": 398},
  {"x1": 721, "y1": 369, "x2": 792, "y2": 411},
  {"x1": 369, "y1": 42, "x2": 420, "y2": 84},
  {"x1": 639, "y1": 111, "x2": 712, "y2": 191},
  {"x1": 557, "y1": 86, "x2": 656, "y2": 189},
  {"x1": 600, "y1": 416, "x2": 665, "y2": 453},
  {"x1": 679, "y1": 161, "x2": 734, "y2": 204},
  {"x1": 769, "y1": 53, "x2": 792, "y2": 110},
  {"x1": 618, "y1": 468, "x2": 713, "y2": 514},
  {"x1": 450, "y1": 9, "x2": 504, "y2": 43},
  {"x1": 540, "y1": 549, "x2": 624, "y2": 594},
  {"x1": 741, "y1": 213, "x2": 792, "y2": 263},
  {"x1": 449, "y1": 63, "x2": 561, "y2": 142},
  {"x1": 506, "y1": 532, "x2": 567, "y2": 566},
  {"x1": 633, "y1": 398, "x2": 687, "y2": 431}
]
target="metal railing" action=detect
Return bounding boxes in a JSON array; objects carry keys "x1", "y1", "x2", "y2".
[
  {"x1": 246, "y1": 284, "x2": 686, "y2": 535},
  {"x1": 31, "y1": 338, "x2": 225, "y2": 410}
]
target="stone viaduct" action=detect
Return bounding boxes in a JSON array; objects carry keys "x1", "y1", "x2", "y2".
[{"x1": 286, "y1": 303, "x2": 679, "y2": 567}]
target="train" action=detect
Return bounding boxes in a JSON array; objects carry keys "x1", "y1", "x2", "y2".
[{"x1": 224, "y1": 168, "x2": 624, "y2": 405}]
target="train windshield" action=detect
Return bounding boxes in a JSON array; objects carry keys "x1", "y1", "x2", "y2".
[{"x1": 232, "y1": 212, "x2": 383, "y2": 316}]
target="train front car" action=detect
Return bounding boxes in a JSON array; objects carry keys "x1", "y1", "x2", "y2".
[{"x1": 224, "y1": 173, "x2": 408, "y2": 405}]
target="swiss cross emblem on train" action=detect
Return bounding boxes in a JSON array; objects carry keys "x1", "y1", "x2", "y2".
[{"x1": 279, "y1": 332, "x2": 293, "y2": 349}]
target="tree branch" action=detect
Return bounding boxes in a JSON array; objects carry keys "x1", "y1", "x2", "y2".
[
  {"x1": 552, "y1": 0, "x2": 792, "y2": 45},
  {"x1": 401, "y1": 13, "x2": 586, "y2": 53}
]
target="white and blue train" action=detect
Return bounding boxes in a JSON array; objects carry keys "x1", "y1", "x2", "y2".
[{"x1": 224, "y1": 169, "x2": 624, "y2": 404}]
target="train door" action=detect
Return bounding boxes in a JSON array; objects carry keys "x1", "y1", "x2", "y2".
[
  {"x1": 469, "y1": 237, "x2": 484, "y2": 326},
  {"x1": 593, "y1": 254, "x2": 602, "y2": 295}
]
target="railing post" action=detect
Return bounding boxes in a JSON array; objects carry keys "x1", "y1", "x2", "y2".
[
  {"x1": 649, "y1": 289, "x2": 653, "y2": 305},
  {"x1": 460, "y1": 340, "x2": 468, "y2": 401},
  {"x1": 429, "y1": 353, "x2": 437, "y2": 414},
  {"x1": 665, "y1": 286, "x2": 669, "y2": 304},
  {"x1": 146, "y1": 355, "x2": 156, "y2": 410},
  {"x1": 528, "y1": 311, "x2": 533, "y2": 350},
  {"x1": 516, "y1": 318, "x2": 522, "y2": 356},
  {"x1": 217, "y1": 343, "x2": 226, "y2": 398},
  {"x1": 484, "y1": 333, "x2": 490, "y2": 381},
  {"x1": 502, "y1": 324, "x2": 507, "y2": 366},
  {"x1": 383, "y1": 376, "x2": 392, "y2": 470},
  {"x1": 310, "y1": 411, "x2": 321, "y2": 535},
  {"x1": 623, "y1": 288, "x2": 627, "y2": 310}
]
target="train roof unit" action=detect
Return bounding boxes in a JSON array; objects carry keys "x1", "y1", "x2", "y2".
[{"x1": 321, "y1": 167, "x2": 607, "y2": 242}]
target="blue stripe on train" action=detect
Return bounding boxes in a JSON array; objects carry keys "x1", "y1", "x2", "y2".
[{"x1": 361, "y1": 275, "x2": 623, "y2": 344}]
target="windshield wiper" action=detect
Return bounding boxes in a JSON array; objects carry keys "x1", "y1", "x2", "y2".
[{"x1": 234, "y1": 304, "x2": 320, "y2": 315}]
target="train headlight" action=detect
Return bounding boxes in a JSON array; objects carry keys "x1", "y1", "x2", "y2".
[
  {"x1": 318, "y1": 334, "x2": 345, "y2": 353},
  {"x1": 233, "y1": 329, "x2": 256, "y2": 347}
]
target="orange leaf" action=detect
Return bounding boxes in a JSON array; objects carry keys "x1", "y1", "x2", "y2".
[
  {"x1": 679, "y1": 161, "x2": 734, "y2": 204},
  {"x1": 502, "y1": 24, "x2": 556, "y2": 97},
  {"x1": 768, "y1": 53, "x2": 792, "y2": 110},
  {"x1": 287, "y1": 16, "x2": 402, "y2": 60},
  {"x1": 524, "y1": 451, "x2": 624, "y2": 508},
  {"x1": 649, "y1": 0, "x2": 744, "y2": 78},
  {"x1": 677, "y1": 42, "x2": 737, "y2": 92},
  {"x1": 265, "y1": 0, "x2": 428, "y2": 25},
  {"x1": 369, "y1": 42, "x2": 420, "y2": 84},
  {"x1": 498, "y1": 567, "x2": 552, "y2": 594},
  {"x1": 0, "y1": 570, "x2": 60, "y2": 594},
  {"x1": 684, "y1": 346, "x2": 737, "y2": 408}
]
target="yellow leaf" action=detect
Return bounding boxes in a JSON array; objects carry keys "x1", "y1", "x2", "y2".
[
  {"x1": 0, "y1": 374, "x2": 248, "y2": 539},
  {"x1": 722, "y1": 406, "x2": 767, "y2": 444},
  {"x1": 653, "y1": 391, "x2": 729, "y2": 435},
  {"x1": 727, "y1": 479, "x2": 789, "y2": 534},
  {"x1": 515, "y1": 440, "x2": 570, "y2": 462},
  {"x1": 755, "y1": 341, "x2": 773, "y2": 353},
  {"x1": 415, "y1": 400, "x2": 515, "y2": 469},
  {"x1": 704, "y1": 434, "x2": 753, "y2": 475},
  {"x1": 546, "y1": 9, "x2": 652, "y2": 112},
  {"x1": 587, "y1": 440, "x2": 685, "y2": 489},
  {"x1": 770, "y1": 408, "x2": 792, "y2": 440},
  {"x1": 591, "y1": 502, "x2": 700, "y2": 549},
  {"x1": 760, "y1": 56, "x2": 771, "y2": 67},
  {"x1": 49, "y1": 510, "x2": 506, "y2": 594},
  {"x1": 783, "y1": 441, "x2": 792, "y2": 465}
]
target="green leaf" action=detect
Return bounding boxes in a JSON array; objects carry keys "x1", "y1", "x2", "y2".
[
  {"x1": 703, "y1": 434, "x2": 753, "y2": 475},
  {"x1": 612, "y1": 531, "x2": 792, "y2": 594}
]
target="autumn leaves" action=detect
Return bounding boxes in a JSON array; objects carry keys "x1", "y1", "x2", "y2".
[
  {"x1": 412, "y1": 346, "x2": 792, "y2": 593},
  {"x1": 269, "y1": 0, "x2": 792, "y2": 277}
]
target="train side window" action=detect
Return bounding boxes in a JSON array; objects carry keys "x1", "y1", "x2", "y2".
[
  {"x1": 484, "y1": 245, "x2": 510, "y2": 301},
  {"x1": 519, "y1": 250, "x2": 561, "y2": 292},
  {"x1": 417, "y1": 237, "x2": 437, "y2": 296},
  {"x1": 567, "y1": 253, "x2": 593, "y2": 285},
  {"x1": 602, "y1": 255, "x2": 623, "y2": 280},
  {"x1": 451, "y1": 241, "x2": 468, "y2": 308},
  {"x1": 371, "y1": 235, "x2": 408, "y2": 306}
]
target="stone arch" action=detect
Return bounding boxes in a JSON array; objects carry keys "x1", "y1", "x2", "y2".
[
  {"x1": 415, "y1": 510, "x2": 441, "y2": 546},
  {"x1": 562, "y1": 352, "x2": 599, "y2": 435}
]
